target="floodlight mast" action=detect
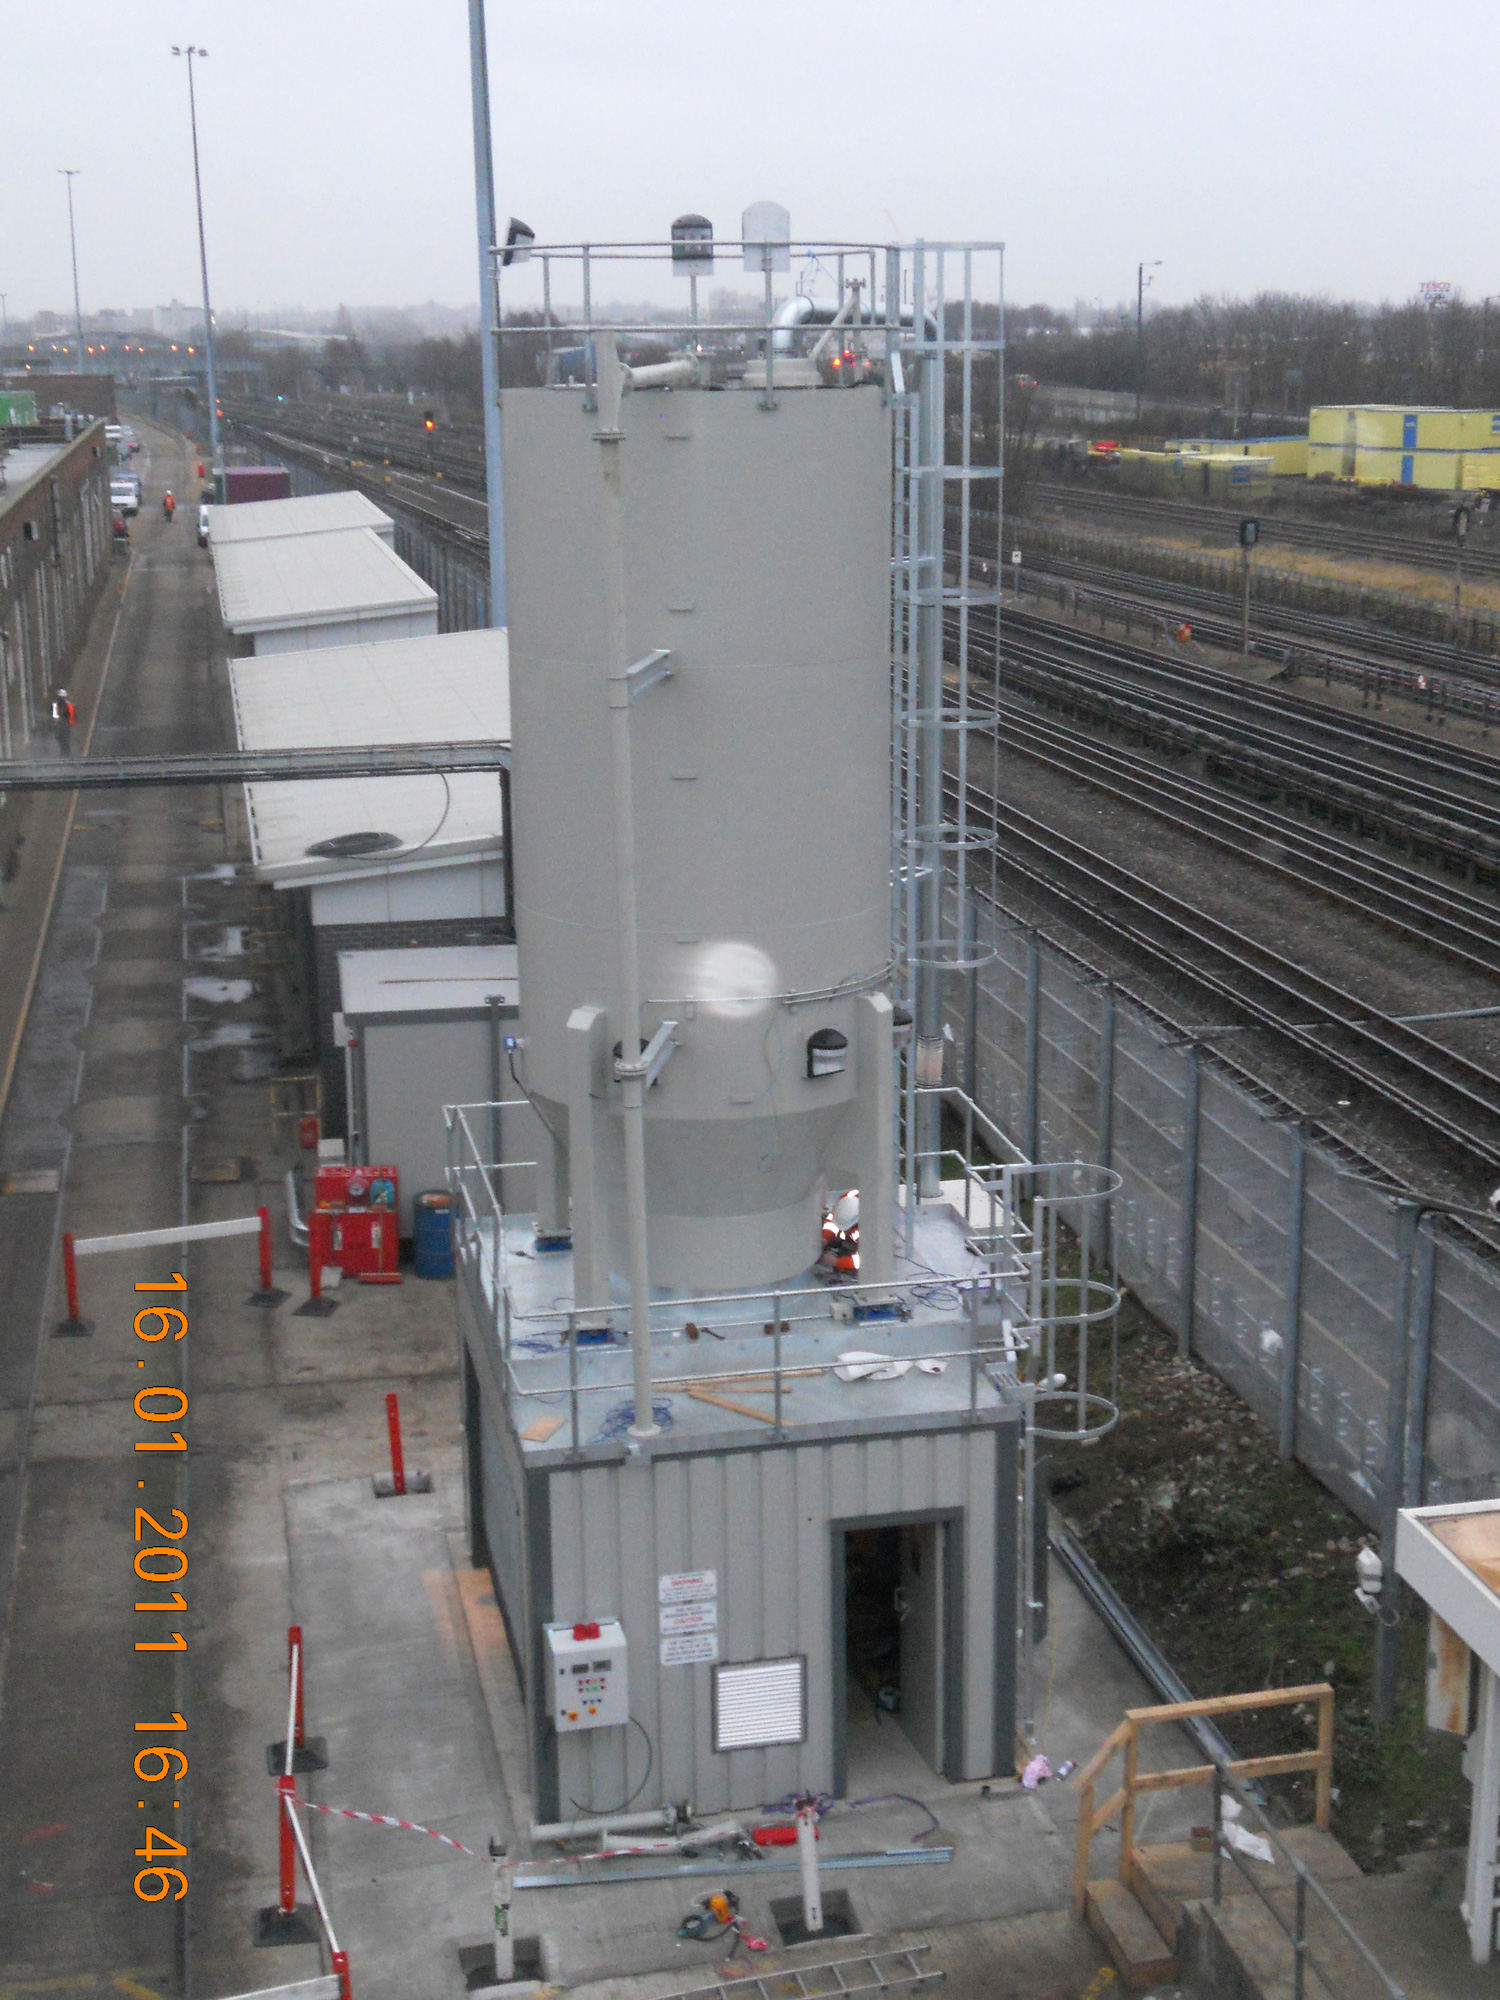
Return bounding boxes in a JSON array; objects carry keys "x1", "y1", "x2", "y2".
[{"x1": 172, "y1": 46, "x2": 222, "y2": 499}]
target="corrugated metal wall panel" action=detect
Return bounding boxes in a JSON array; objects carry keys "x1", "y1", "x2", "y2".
[{"x1": 540, "y1": 1422, "x2": 1016, "y2": 1810}]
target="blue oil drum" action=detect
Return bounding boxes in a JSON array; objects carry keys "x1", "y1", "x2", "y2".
[{"x1": 412, "y1": 1190, "x2": 454, "y2": 1279}]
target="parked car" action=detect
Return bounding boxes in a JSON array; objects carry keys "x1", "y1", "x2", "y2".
[{"x1": 110, "y1": 478, "x2": 139, "y2": 517}]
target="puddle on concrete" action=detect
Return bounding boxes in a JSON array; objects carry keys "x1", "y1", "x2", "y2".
[
  {"x1": 183, "y1": 977, "x2": 254, "y2": 1005},
  {"x1": 188, "y1": 1022, "x2": 270, "y2": 1049},
  {"x1": 188, "y1": 925, "x2": 246, "y2": 961}
]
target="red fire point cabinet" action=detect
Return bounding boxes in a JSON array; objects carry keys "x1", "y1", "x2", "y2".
[{"x1": 314, "y1": 1165, "x2": 399, "y2": 1277}]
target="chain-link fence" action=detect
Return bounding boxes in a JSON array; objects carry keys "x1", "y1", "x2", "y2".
[{"x1": 953, "y1": 893, "x2": 1500, "y2": 1528}]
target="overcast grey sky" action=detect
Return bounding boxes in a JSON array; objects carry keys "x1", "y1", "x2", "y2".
[{"x1": 4, "y1": 1, "x2": 1494, "y2": 320}]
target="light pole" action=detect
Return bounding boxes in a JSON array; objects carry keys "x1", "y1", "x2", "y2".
[
  {"x1": 1135, "y1": 259, "x2": 1160, "y2": 427},
  {"x1": 59, "y1": 170, "x2": 84, "y2": 373},
  {"x1": 172, "y1": 45, "x2": 222, "y2": 498},
  {"x1": 466, "y1": 0, "x2": 506, "y2": 626}
]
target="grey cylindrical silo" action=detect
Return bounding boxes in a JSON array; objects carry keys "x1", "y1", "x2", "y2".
[{"x1": 503, "y1": 384, "x2": 890, "y2": 1294}]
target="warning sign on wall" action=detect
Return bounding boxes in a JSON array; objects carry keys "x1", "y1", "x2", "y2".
[{"x1": 660, "y1": 1630, "x2": 719, "y2": 1667}]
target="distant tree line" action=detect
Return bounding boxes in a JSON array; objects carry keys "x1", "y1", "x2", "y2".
[{"x1": 1004, "y1": 292, "x2": 1500, "y2": 417}]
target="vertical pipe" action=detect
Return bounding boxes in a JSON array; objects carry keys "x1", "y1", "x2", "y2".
[
  {"x1": 467, "y1": 0, "x2": 506, "y2": 626},
  {"x1": 567, "y1": 1312, "x2": 579, "y2": 1453},
  {"x1": 594, "y1": 338, "x2": 657, "y2": 1440},
  {"x1": 1279, "y1": 1122, "x2": 1307, "y2": 1461},
  {"x1": 385, "y1": 1392, "x2": 408, "y2": 1497},
  {"x1": 1375, "y1": 1200, "x2": 1420, "y2": 1726},
  {"x1": 487, "y1": 994, "x2": 503, "y2": 1188},
  {"x1": 1178, "y1": 1044, "x2": 1201, "y2": 1361}
]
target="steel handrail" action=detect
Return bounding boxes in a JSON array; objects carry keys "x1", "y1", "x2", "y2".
[{"x1": 1211, "y1": 1766, "x2": 1406, "y2": 2000}]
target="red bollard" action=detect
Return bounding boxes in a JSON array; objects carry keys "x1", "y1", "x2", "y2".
[
  {"x1": 288, "y1": 1624, "x2": 306, "y2": 1752},
  {"x1": 385, "y1": 1393, "x2": 407, "y2": 1497},
  {"x1": 374, "y1": 1390, "x2": 430, "y2": 1497},
  {"x1": 332, "y1": 1948, "x2": 353, "y2": 1999},
  {"x1": 277, "y1": 1774, "x2": 298, "y2": 1914},
  {"x1": 294, "y1": 1209, "x2": 337, "y2": 1318},
  {"x1": 248, "y1": 1204, "x2": 289, "y2": 1309},
  {"x1": 54, "y1": 1232, "x2": 91, "y2": 1337}
]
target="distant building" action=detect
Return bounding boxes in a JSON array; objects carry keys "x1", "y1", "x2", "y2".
[
  {"x1": 1308, "y1": 405, "x2": 1500, "y2": 490},
  {"x1": 153, "y1": 300, "x2": 201, "y2": 338}
]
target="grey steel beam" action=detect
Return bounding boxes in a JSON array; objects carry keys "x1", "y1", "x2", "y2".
[{"x1": 0, "y1": 742, "x2": 510, "y2": 791}]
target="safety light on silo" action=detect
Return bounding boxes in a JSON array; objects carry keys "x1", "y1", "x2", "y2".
[{"x1": 806, "y1": 1028, "x2": 849, "y2": 1079}]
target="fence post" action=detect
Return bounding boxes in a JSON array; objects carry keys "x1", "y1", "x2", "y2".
[
  {"x1": 1097, "y1": 985, "x2": 1116, "y2": 1267},
  {"x1": 1278, "y1": 1123, "x2": 1307, "y2": 1461},
  {"x1": 1178, "y1": 1043, "x2": 1202, "y2": 1361},
  {"x1": 1023, "y1": 931, "x2": 1041, "y2": 1164},
  {"x1": 1403, "y1": 1228, "x2": 1438, "y2": 1509},
  {"x1": 1375, "y1": 1201, "x2": 1421, "y2": 1727}
]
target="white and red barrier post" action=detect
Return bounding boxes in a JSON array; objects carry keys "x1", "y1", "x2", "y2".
[
  {"x1": 57, "y1": 1210, "x2": 286, "y2": 1335},
  {"x1": 374, "y1": 1391, "x2": 431, "y2": 1499},
  {"x1": 266, "y1": 1621, "x2": 328, "y2": 1777}
]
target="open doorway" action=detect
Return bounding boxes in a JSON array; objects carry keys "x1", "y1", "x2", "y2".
[{"x1": 835, "y1": 1516, "x2": 956, "y2": 1793}]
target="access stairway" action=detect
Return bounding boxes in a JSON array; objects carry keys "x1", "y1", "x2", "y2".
[{"x1": 1071, "y1": 1683, "x2": 1393, "y2": 1994}]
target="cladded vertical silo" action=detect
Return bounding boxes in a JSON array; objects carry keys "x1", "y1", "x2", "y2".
[{"x1": 502, "y1": 370, "x2": 893, "y2": 1299}]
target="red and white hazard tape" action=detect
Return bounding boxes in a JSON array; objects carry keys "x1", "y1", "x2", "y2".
[{"x1": 296, "y1": 1795, "x2": 482, "y2": 1860}]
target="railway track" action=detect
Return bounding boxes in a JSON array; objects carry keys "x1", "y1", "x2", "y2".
[
  {"x1": 953, "y1": 763, "x2": 1500, "y2": 1177},
  {"x1": 980, "y1": 692, "x2": 1500, "y2": 981},
  {"x1": 1029, "y1": 481, "x2": 1500, "y2": 582},
  {"x1": 976, "y1": 612, "x2": 1500, "y2": 878},
  {"x1": 1015, "y1": 544, "x2": 1500, "y2": 693}
]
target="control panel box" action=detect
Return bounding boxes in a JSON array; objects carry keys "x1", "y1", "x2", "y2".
[{"x1": 546, "y1": 1619, "x2": 629, "y2": 1731}]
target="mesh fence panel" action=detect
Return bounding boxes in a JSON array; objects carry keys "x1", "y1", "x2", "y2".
[
  {"x1": 1108, "y1": 1010, "x2": 1189, "y2": 1335},
  {"x1": 954, "y1": 896, "x2": 1500, "y2": 1529},
  {"x1": 1190, "y1": 1070, "x2": 1293, "y2": 1437}
]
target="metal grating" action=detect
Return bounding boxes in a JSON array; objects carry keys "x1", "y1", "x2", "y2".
[{"x1": 712, "y1": 1655, "x2": 806, "y2": 1752}]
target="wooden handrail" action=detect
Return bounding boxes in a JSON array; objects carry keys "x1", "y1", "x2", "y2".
[{"x1": 1071, "y1": 1681, "x2": 1336, "y2": 1919}]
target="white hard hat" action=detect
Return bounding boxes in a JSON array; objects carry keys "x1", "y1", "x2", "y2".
[{"x1": 830, "y1": 1191, "x2": 859, "y2": 1232}]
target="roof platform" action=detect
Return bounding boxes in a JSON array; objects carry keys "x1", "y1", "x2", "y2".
[{"x1": 458, "y1": 1172, "x2": 1027, "y2": 1466}]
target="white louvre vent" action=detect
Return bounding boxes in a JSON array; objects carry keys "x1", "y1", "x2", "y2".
[{"x1": 713, "y1": 1655, "x2": 806, "y2": 1752}]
